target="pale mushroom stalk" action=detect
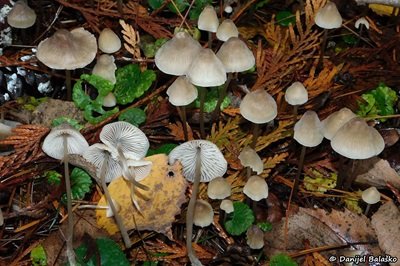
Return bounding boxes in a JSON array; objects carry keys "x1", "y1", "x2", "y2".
[
  {"x1": 211, "y1": 72, "x2": 233, "y2": 123},
  {"x1": 65, "y1": 69, "x2": 72, "y2": 101},
  {"x1": 318, "y1": 29, "x2": 328, "y2": 69},
  {"x1": 199, "y1": 87, "x2": 206, "y2": 139}
]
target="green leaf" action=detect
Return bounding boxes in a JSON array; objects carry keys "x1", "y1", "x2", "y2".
[
  {"x1": 83, "y1": 104, "x2": 119, "y2": 125},
  {"x1": 118, "y1": 108, "x2": 146, "y2": 126},
  {"x1": 51, "y1": 117, "x2": 84, "y2": 130},
  {"x1": 44, "y1": 170, "x2": 61, "y2": 186},
  {"x1": 341, "y1": 33, "x2": 358, "y2": 45},
  {"x1": 114, "y1": 64, "x2": 156, "y2": 105},
  {"x1": 141, "y1": 38, "x2": 168, "y2": 58},
  {"x1": 224, "y1": 202, "x2": 255, "y2": 236},
  {"x1": 270, "y1": 253, "x2": 298, "y2": 266},
  {"x1": 146, "y1": 143, "x2": 178, "y2": 156},
  {"x1": 276, "y1": 11, "x2": 296, "y2": 27},
  {"x1": 167, "y1": 0, "x2": 188, "y2": 13},
  {"x1": 148, "y1": 0, "x2": 163, "y2": 10},
  {"x1": 62, "y1": 168, "x2": 92, "y2": 203},
  {"x1": 142, "y1": 262, "x2": 158, "y2": 266},
  {"x1": 80, "y1": 74, "x2": 114, "y2": 97},
  {"x1": 255, "y1": 0, "x2": 270, "y2": 9},
  {"x1": 194, "y1": 86, "x2": 231, "y2": 113},
  {"x1": 30, "y1": 245, "x2": 47, "y2": 266},
  {"x1": 189, "y1": 0, "x2": 212, "y2": 20},
  {"x1": 75, "y1": 237, "x2": 130, "y2": 266},
  {"x1": 257, "y1": 222, "x2": 272, "y2": 232}
]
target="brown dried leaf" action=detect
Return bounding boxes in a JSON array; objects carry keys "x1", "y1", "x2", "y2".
[
  {"x1": 354, "y1": 157, "x2": 400, "y2": 189},
  {"x1": 120, "y1": 19, "x2": 141, "y2": 60}
]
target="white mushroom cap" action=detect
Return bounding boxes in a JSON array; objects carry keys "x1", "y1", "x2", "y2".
[
  {"x1": 100, "y1": 121, "x2": 149, "y2": 160},
  {"x1": 102, "y1": 92, "x2": 117, "y2": 108},
  {"x1": 216, "y1": 19, "x2": 239, "y2": 42},
  {"x1": 7, "y1": 1, "x2": 36, "y2": 29},
  {"x1": 42, "y1": 124, "x2": 89, "y2": 160},
  {"x1": 198, "y1": 5, "x2": 219, "y2": 33},
  {"x1": 238, "y1": 146, "x2": 263, "y2": 175},
  {"x1": 355, "y1": 17, "x2": 369, "y2": 30},
  {"x1": 216, "y1": 37, "x2": 255, "y2": 73},
  {"x1": 220, "y1": 199, "x2": 234, "y2": 213},
  {"x1": 331, "y1": 118, "x2": 384, "y2": 159},
  {"x1": 294, "y1": 110, "x2": 324, "y2": 147},
  {"x1": 186, "y1": 48, "x2": 227, "y2": 87},
  {"x1": 193, "y1": 199, "x2": 214, "y2": 227},
  {"x1": 126, "y1": 159, "x2": 153, "y2": 182},
  {"x1": 246, "y1": 225, "x2": 264, "y2": 249},
  {"x1": 37, "y1": 28, "x2": 97, "y2": 70},
  {"x1": 243, "y1": 175, "x2": 269, "y2": 201},
  {"x1": 98, "y1": 28, "x2": 121, "y2": 54},
  {"x1": 166, "y1": 76, "x2": 198, "y2": 106},
  {"x1": 361, "y1": 187, "x2": 381, "y2": 204},
  {"x1": 168, "y1": 140, "x2": 227, "y2": 183},
  {"x1": 207, "y1": 177, "x2": 231, "y2": 199},
  {"x1": 321, "y1": 107, "x2": 357, "y2": 140},
  {"x1": 155, "y1": 31, "x2": 202, "y2": 76},
  {"x1": 284, "y1": 82, "x2": 308, "y2": 106},
  {"x1": 240, "y1": 89, "x2": 277, "y2": 124},
  {"x1": 92, "y1": 54, "x2": 117, "y2": 84},
  {"x1": 224, "y1": 5, "x2": 233, "y2": 14},
  {"x1": 315, "y1": 1, "x2": 343, "y2": 29}
]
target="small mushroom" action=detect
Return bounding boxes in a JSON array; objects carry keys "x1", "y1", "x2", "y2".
[
  {"x1": 216, "y1": 19, "x2": 239, "y2": 42},
  {"x1": 238, "y1": 146, "x2": 263, "y2": 176},
  {"x1": 355, "y1": 17, "x2": 370, "y2": 45},
  {"x1": 198, "y1": 5, "x2": 219, "y2": 48},
  {"x1": 92, "y1": 54, "x2": 117, "y2": 84},
  {"x1": 361, "y1": 186, "x2": 381, "y2": 216},
  {"x1": 98, "y1": 28, "x2": 121, "y2": 54},
  {"x1": 321, "y1": 107, "x2": 356, "y2": 140},
  {"x1": 7, "y1": 1, "x2": 36, "y2": 29},
  {"x1": 220, "y1": 199, "x2": 234, "y2": 213},
  {"x1": 193, "y1": 199, "x2": 214, "y2": 227},
  {"x1": 243, "y1": 175, "x2": 269, "y2": 201},
  {"x1": 284, "y1": 81, "x2": 308, "y2": 121},
  {"x1": 207, "y1": 177, "x2": 231, "y2": 200},
  {"x1": 246, "y1": 225, "x2": 264, "y2": 249}
]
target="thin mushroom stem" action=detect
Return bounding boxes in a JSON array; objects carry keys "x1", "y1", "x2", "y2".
[
  {"x1": 65, "y1": 70, "x2": 72, "y2": 101},
  {"x1": 292, "y1": 145, "x2": 307, "y2": 197},
  {"x1": 117, "y1": 0, "x2": 123, "y2": 15},
  {"x1": 336, "y1": 155, "x2": 346, "y2": 189},
  {"x1": 211, "y1": 73, "x2": 233, "y2": 123},
  {"x1": 293, "y1": 105, "x2": 298, "y2": 123},
  {"x1": 343, "y1": 159, "x2": 357, "y2": 191},
  {"x1": 199, "y1": 87, "x2": 206, "y2": 139},
  {"x1": 364, "y1": 204, "x2": 371, "y2": 216},
  {"x1": 250, "y1": 123, "x2": 260, "y2": 149},
  {"x1": 178, "y1": 106, "x2": 189, "y2": 141},
  {"x1": 186, "y1": 148, "x2": 203, "y2": 266},
  {"x1": 317, "y1": 29, "x2": 328, "y2": 70},
  {"x1": 62, "y1": 135, "x2": 76, "y2": 266},
  {"x1": 208, "y1": 31, "x2": 212, "y2": 49}
]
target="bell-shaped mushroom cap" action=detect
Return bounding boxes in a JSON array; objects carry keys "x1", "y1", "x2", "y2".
[
  {"x1": 321, "y1": 107, "x2": 357, "y2": 140},
  {"x1": 355, "y1": 17, "x2": 369, "y2": 30},
  {"x1": 216, "y1": 37, "x2": 255, "y2": 73},
  {"x1": 284, "y1": 81, "x2": 308, "y2": 106},
  {"x1": 166, "y1": 76, "x2": 198, "y2": 106},
  {"x1": 155, "y1": 31, "x2": 202, "y2": 76},
  {"x1": 294, "y1": 111, "x2": 324, "y2": 147},
  {"x1": 193, "y1": 199, "x2": 214, "y2": 227},
  {"x1": 238, "y1": 146, "x2": 263, "y2": 175},
  {"x1": 102, "y1": 92, "x2": 117, "y2": 108},
  {"x1": 361, "y1": 187, "x2": 381, "y2": 204},
  {"x1": 216, "y1": 19, "x2": 239, "y2": 42},
  {"x1": 98, "y1": 28, "x2": 121, "y2": 54},
  {"x1": 7, "y1": 1, "x2": 36, "y2": 29},
  {"x1": 92, "y1": 54, "x2": 117, "y2": 84},
  {"x1": 168, "y1": 140, "x2": 227, "y2": 183},
  {"x1": 243, "y1": 175, "x2": 268, "y2": 201},
  {"x1": 126, "y1": 159, "x2": 153, "y2": 182},
  {"x1": 100, "y1": 121, "x2": 149, "y2": 160},
  {"x1": 240, "y1": 89, "x2": 277, "y2": 124},
  {"x1": 198, "y1": 5, "x2": 219, "y2": 33},
  {"x1": 220, "y1": 199, "x2": 234, "y2": 213},
  {"x1": 314, "y1": 1, "x2": 342, "y2": 29},
  {"x1": 36, "y1": 28, "x2": 97, "y2": 70},
  {"x1": 42, "y1": 124, "x2": 89, "y2": 160},
  {"x1": 331, "y1": 118, "x2": 384, "y2": 159},
  {"x1": 186, "y1": 48, "x2": 227, "y2": 87},
  {"x1": 246, "y1": 225, "x2": 264, "y2": 249},
  {"x1": 83, "y1": 143, "x2": 122, "y2": 183},
  {"x1": 207, "y1": 177, "x2": 231, "y2": 199}
]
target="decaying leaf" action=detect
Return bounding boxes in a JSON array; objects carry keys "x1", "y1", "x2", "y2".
[
  {"x1": 96, "y1": 154, "x2": 187, "y2": 238},
  {"x1": 354, "y1": 157, "x2": 400, "y2": 189}
]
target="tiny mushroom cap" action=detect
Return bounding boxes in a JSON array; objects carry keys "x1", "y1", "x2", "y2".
[
  {"x1": 166, "y1": 76, "x2": 198, "y2": 106},
  {"x1": 331, "y1": 118, "x2": 384, "y2": 159},
  {"x1": 243, "y1": 175, "x2": 269, "y2": 201},
  {"x1": 168, "y1": 139, "x2": 227, "y2": 183},
  {"x1": 7, "y1": 1, "x2": 36, "y2": 29},
  {"x1": 207, "y1": 177, "x2": 231, "y2": 199},
  {"x1": 216, "y1": 19, "x2": 239, "y2": 42},
  {"x1": 42, "y1": 124, "x2": 89, "y2": 160},
  {"x1": 238, "y1": 146, "x2": 263, "y2": 175},
  {"x1": 294, "y1": 110, "x2": 324, "y2": 147},
  {"x1": 92, "y1": 54, "x2": 117, "y2": 84},
  {"x1": 193, "y1": 200, "x2": 214, "y2": 227},
  {"x1": 220, "y1": 199, "x2": 234, "y2": 213},
  {"x1": 186, "y1": 48, "x2": 227, "y2": 87},
  {"x1": 98, "y1": 28, "x2": 121, "y2": 54},
  {"x1": 321, "y1": 107, "x2": 357, "y2": 140},
  {"x1": 224, "y1": 5, "x2": 233, "y2": 14},
  {"x1": 155, "y1": 31, "x2": 202, "y2": 76},
  {"x1": 246, "y1": 225, "x2": 265, "y2": 249},
  {"x1": 240, "y1": 89, "x2": 277, "y2": 124},
  {"x1": 198, "y1": 5, "x2": 219, "y2": 33},
  {"x1": 361, "y1": 187, "x2": 381, "y2": 204},
  {"x1": 315, "y1": 1, "x2": 343, "y2": 29},
  {"x1": 37, "y1": 28, "x2": 97, "y2": 70},
  {"x1": 284, "y1": 81, "x2": 308, "y2": 106},
  {"x1": 102, "y1": 92, "x2": 117, "y2": 108},
  {"x1": 126, "y1": 159, "x2": 153, "y2": 182},
  {"x1": 355, "y1": 17, "x2": 370, "y2": 30},
  {"x1": 216, "y1": 37, "x2": 255, "y2": 73}
]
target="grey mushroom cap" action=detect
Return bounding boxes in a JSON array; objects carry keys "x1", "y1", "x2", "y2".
[
  {"x1": 321, "y1": 107, "x2": 357, "y2": 140},
  {"x1": 198, "y1": 5, "x2": 219, "y2": 33},
  {"x1": 92, "y1": 54, "x2": 117, "y2": 84},
  {"x1": 98, "y1": 28, "x2": 121, "y2": 54},
  {"x1": 331, "y1": 118, "x2": 384, "y2": 159},
  {"x1": 246, "y1": 225, "x2": 265, "y2": 249},
  {"x1": 238, "y1": 146, "x2": 263, "y2": 175},
  {"x1": 193, "y1": 199, "x2": 214, "y2": 227},
  {"x1": 284, "y1": 82, "x2": 308, "y2": 106},
  {"x1": 7, "y1": 1, "x2": 36, "y2": 29},
  {"x1": 220, "y1": 199, "x2": 234, "y2": 213},
  {"x1": 361, "y1": 187, "x2": 381, "y2": 204},
  {"x1": 100, "y1": 121, "x2": 149, "y2": 160},
  {"x1": 294, "y1": 110, "x2": 324, "y2": 147},
  {"x1": 207, "y1": 177, "x2": 231, "y2": 199},
  {"x1": 36, "y1": 28, "x2": 97, "y2": 70},
  {"x1": 166, "y1": 76, "x2": 198, "y2": 106},
  {"x1": 240, "y1": 89, "x2": 277, "y2": 124},
  {"x1": 216, "y1": 37, "x2": 255, "y2": 73},
  {"x1": 168, "y1": 140, "x2": 227, "y2": 183},
  {"x1": 315, "y1": 1, "x2": 342, "y2": 29},
  {"x1": 216, "y1": 19, "x2": 239, "y2": 42},
  {"x1": 42, "y1": 124, "x2": 89, "y2": 160},
  {"x1": 243, "y1": 175, "x2": 269, "y2": 201}
]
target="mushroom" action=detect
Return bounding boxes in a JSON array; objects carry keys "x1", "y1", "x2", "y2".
[
  {"x1": 42, "y1": 124, "x2": 89, "y2": 266},
  {"x1": 7, "y1": 1, "x2": 36, "y2": 29},
  {"x1": 36, "y1": 28, "x2": 97, "y2": 100},
  {"x1": 0, "y1": 119, "x2": 21, "y2": 140},
  {"x1": 361, "y1": 186, "x2": 381, "y2": 216},
  {"x1": 102, "y1": 92, "x2": 117, "y2": 108},
  {"x1": 198, "y1": 5, "x2": 219, "y2": 48},
  {"x1": 238, "y1": 146, "x2": 264, "y2": 177},
  {"x1": 216, "y1": 19, "x2": 239, "y2": 42},
  {"x1": 220, "y1": 199, "x2": 234, "y2": 213},
  {"x1": 243, "y1": 175, "x2": 269, "y2": 201},
  {"x1": 207, "y1": 177, "x2": 231, "y2": 200},
  {"x1": 355, "y1": 17, "x2": 370, "y2": 45},
  {"x1": 284, "y1": 81, "x2": 308, "y2": 121},
  {"x1": 98, "y1": 28, "x2": 121, "y2": 54},
  {"x1": 92, "y1": 54, "x2": 117, "y2": 84},
  {"x1": 246, "y1": 225, "x2": 264, "y2": 249},
  {"x1": 169, "y1": 140, "x2": 227, "y2": 266},
  {"x1": 193, "y1": 199, "x2": 214, "y2": 227},
  {"x1": 321, "y1": 107, "x2": 357, "y2": 140}
]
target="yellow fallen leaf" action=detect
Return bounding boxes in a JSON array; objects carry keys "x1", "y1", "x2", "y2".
[
  {"x1": 96, "y1": 154, "x2": 188, "y2": 239},
  {"x1": 369, "y1": 4, "x2": 399, "y2": 16}
]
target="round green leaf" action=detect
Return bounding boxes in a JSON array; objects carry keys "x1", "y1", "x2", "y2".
[
  {"x1": 62, "y1": 168, "x2": 92, "y2": 203},
  {"x1": 118, "y1": 108, "x2": 146, "y2": 126},
  {"x1": 224, "y1": 201, "x2": 255, "y2": 236}
]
